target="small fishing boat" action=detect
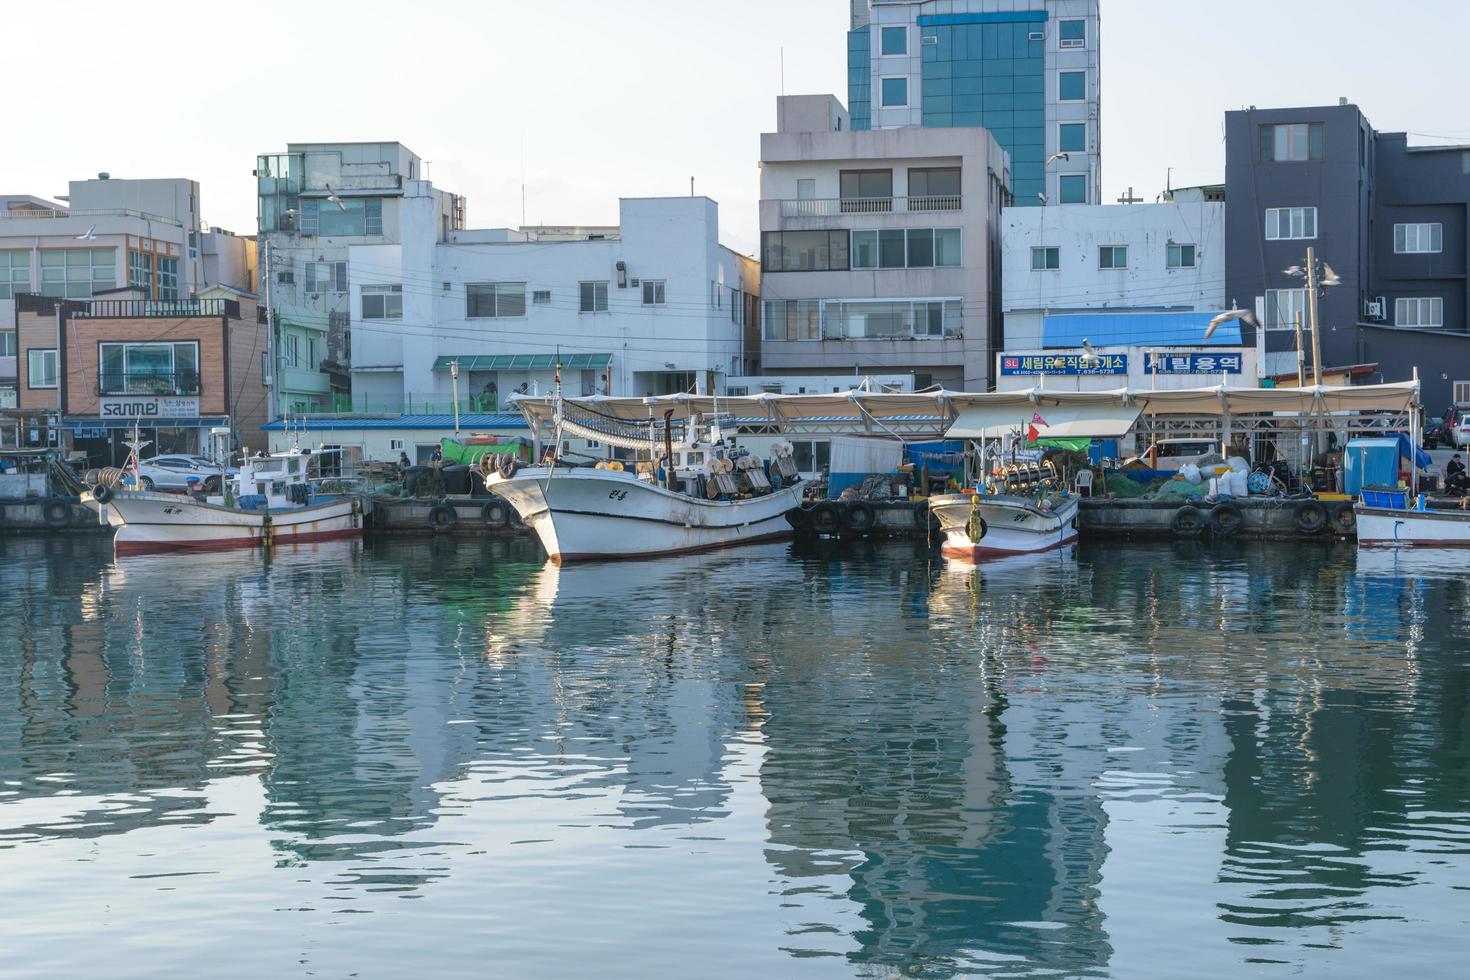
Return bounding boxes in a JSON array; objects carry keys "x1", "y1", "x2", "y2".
[
  {"x1": 1356, "y1": 487, "x2": 1470, "y2": 547},
  {"x1": 483, "y1": 411, "x2": 805, "y2": 563},
  {"x1": 929, "y1": 460, "x2": 1080, "y2": 560},
  {"x1": 81, "y1": 430, "x2": 363, "y2": 555}
]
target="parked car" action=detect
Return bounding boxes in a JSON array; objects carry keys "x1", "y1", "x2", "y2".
[
  {"x1": 1454, "y1": 418, "x2": 1470, "y2": 450},
  {"x1": 1147, "y1": 438, "x2": 1220, "y2": 472},
  {"x1": 1423, "y1": 419, "x2": 1446, "y2": 449},
  {"x1": 132, "y1": 454, "x2": 235, "y2": 491}
]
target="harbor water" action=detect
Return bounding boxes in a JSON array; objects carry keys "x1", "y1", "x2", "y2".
[{"x1": 2, "y1": 535, "x2": 1469, "y2": 978}]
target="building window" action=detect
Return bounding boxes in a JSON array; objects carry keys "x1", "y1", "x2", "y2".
[
  {"x1": 0, "y1": 250, "x2": 29, "y2": 299},
  {"x1": 1059, "y1": 71, "x2": 1086, "y2": 102},
  {"x1": 187, "y1": 231, "x2": 198, "y2": 261},
  {"x1": 1454, "y1": 381, "x2": 1470, "y2": 405},
  {"x1": 934, "y1": 228, "x2": 962, "y2": 267},
  {"x1": 0, "y1": 332, "x2": 14, "y2": 357},
  {"x1": 1059, "y1": 174, "x2": 1087, "y2": 204},
  {"x1": 880, "y1": 77, "x2": 908, "y2": 107},
  {"x1": 27, "y1": 349, "x2": 58, "y2": 388},
  {"x1": 301, "y1": 197, "x2": 383, "y2": 236},
  {"x1": 1167, "y1": 244, "x2": 1196, "y2": 268},
  {"x1": 532, "y1": 289, "x2": 551, "y2": 304},
  {"x1": 40, "y1": 248, "x2": 114, "y2": 299},
  {"x1": 641, "y1": 279, "x2": 666, "y2": 306},
  {"x1": 579, "y1": 280, "x2": 609, "y2": 312},
  {"x1": 466, "y1": 282, "x2": 527, "y2": 318},
  {"x1": 795, "y1": 178, "x2": 816, "y2": 200},
  {"x1": 1059, "y1": 123, "x2": 1086, "y2": 153},
  {"x1": 1264, "y1": 207, "x2": 1317, "y2": 240},
  {"x1": 1098, "y1": 245, "x2": 1127, "y2": 269},
  {"x1": 361, "y1": 283, "x2": 404, "y2": 319},
  {"x1": 156, "y1": 256, "x2": 179, "y2": 301},
  {"x1": 284, "y1": 335, "x2": 300, "y2": 368},
  {"x1": 1394, "y1": 223, "x2": 1443, "y2": 254},
  {"x1": 1395, "y1": 297, "x2": 1443, "y2": 328},
  {"x1": 850, "y1": 228, "x2": 960, "y2": 269},
  {"x1": 791, "y1": 439, "x2": 832, "y2": 475},
  {"x1": 1261, "y1": 123, "x2": 1323, "y2": 162},
  {"x1": 1059, "y1": 19, "x2": 1086, "y2": 48},
  {"x1": 761, "y1": 299, "x2": 820, "y2": 341},
  {"x1": 128, "y1": 251, "x2": 153, "y2": 292},
  {"x1": 881, "y1": 26, "x2": 907, "y2": 56},
  {"x1": 1031, "y1": 246, "x2": 1060, "y2": 270},
  {"x1": 305, "y1": 261, "x2": 347, "y2": 292},
  {"x1": 762, "y1": 231, "x2": 850, "y2": 272},
  {"x1": 840, "y1": 169, "x2": 894, "y2": 212},
  {"x1": 879, "y1": 229, "x2": 906, "y2": 268},
  {"x1": 1265, "y1": 288, "x2": 1307, "y2": 331},
  {"x1": 907, "y1": 167, "x2": 961, "y2": 209},
  {"x1": 822, "y1": 297, "x2": 964, "y2": 340}
]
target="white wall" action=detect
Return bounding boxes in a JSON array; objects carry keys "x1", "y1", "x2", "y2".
[{"x1": 1001, "y1": 201, "x2": 1225, "y2": 348}]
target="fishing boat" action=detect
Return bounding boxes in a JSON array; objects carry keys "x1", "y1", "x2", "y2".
[
  {"x1": 1356, "y1": 489, "x2": 1470, "y2": 547},
  {"x1": 929, "y1": 460, "x2": 1080, "y2": 560},
  {"x1": 81, "y1": 429, "x2": 363, "y2": 555},
  {"x1": 482, "y1": 410, "x2": 805, "y2": 563}
]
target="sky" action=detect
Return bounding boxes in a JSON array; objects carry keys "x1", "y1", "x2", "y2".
[{"x1": 5, "y1": 0, "x2": 1468, "y2": 256}]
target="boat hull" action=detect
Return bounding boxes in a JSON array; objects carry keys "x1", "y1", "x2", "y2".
[
  {"x1": 484, "y1": 468, "x2": 805, "y2": 561},
  {"x1": 82, "y1": 490, "x2": 363, "y2": 555},
  {"x1": 1356, "y1": 504, "x2": 1470, "y2": 547},
  {"x1": 930, "y1": 492, "x2": 1080, "y2": 560}
]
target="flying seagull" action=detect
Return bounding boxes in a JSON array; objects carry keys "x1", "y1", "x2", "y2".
[
  {"x1": 75, "y1": 225, "x2": 96, "y2": 241},
  {"x1": 324, "y1": 183, "x2": 347, "y2": 212}
]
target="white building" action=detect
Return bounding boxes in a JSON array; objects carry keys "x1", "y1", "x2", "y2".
[
  {"x1": 759, "y1": 94, "x2": 1009, "y2": 390},
  {"x1": 1001, "y1": 200, "x2": 1225, "y2": 348},
  {"x1": 255, "y1": 142, "x2": 465, "y2": 415},
  {"x1": 346, "y1": 196, "x2": 758, "y2": 411}
]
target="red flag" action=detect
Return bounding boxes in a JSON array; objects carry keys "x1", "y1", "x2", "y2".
[{"x1": 1027, "y1": 424, "x2": 1040, "y2": 444}]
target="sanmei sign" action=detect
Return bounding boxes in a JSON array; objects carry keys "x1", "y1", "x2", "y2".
[
  {"x1": 99, "y1": 396, "x2": 201, "y2": 419},
  {"x1": 1145, "y1": 352, "x2": 1244, "y2": 375},
  {"x1": 999, "y1": 353, "x2": 1127, "y2": 376}
]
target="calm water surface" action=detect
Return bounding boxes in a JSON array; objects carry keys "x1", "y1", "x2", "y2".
[{"x1": 2, "y1": 534, "x2": 1469, "y2": 978}]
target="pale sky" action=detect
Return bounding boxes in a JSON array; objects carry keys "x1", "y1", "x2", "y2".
[{"x1": 6, "y1": 0, "x2": 1467, "y2": 256}]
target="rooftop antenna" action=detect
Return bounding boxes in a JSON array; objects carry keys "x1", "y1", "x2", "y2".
[
  {"x1": 690, "y1": 176, "x2": 695, "y2": 197},
  {"x1": 520, "y1": 120, "x2": 527, "y2": 228}
]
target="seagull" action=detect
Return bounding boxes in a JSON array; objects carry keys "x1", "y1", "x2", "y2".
[
  {"x1": 1037, "y1": 193, "x2": 1048, "y2": 205},
  {"x1": 1079, "y1": 337, "x2": 1101, "y2": 367},
  {"x1": 324, "y1": 183, "x2": 347, "y2": 212},
  {"x1": 1205, "y1": 309, "x2": 1261, "y2": 341},
  {"x1": 1321, "y1": 262, "x2": 1341, "y2": 286},
  {"x1": 75, "y1": 225, "x2": 96, "y2": 241},
  {"x1": 1044, "y1": 152, "x2": 1071, "y2": 165}
]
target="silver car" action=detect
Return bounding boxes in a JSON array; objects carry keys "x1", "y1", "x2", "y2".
[{"x1": 133, "y1": 454, "x2": 234, "y2": 491}]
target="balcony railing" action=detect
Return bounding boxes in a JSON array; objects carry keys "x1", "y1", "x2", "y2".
[
  {"x1": 74, "y1": 298, "x2": 240, "y2": 319},
  {"x1": 99, "y1": 371, "x2": 201, "y2": 397},
  {"x1": 0, "y1": 207, "x2": 184, "y2": 228},
  {"x1": 776, "y1": 195, "x2": 963, "y2": 218}
]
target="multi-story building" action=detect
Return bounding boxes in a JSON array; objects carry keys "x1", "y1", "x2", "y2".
[
  {"x1": 1224, "y1": 101, "x2": 1470, "y2": 412},
  {"x1": 11, "y1": 288, "x2": 266, "y2": 463},
  {"x1": 345, "y1": 195, "x2": 757, "y2": 411},
  {"x1": 0, "y1": 178, "x2": 252, "y2": 408},
  {"x1": 254, "y1": 142, "x2": 466, "y2": 415},
  {"x1": 848, "y1": 0, "x2": 1100, "y2": 206},
  {"x1": 759, "y1": 94, "x2": 1009, "y2": 390}
]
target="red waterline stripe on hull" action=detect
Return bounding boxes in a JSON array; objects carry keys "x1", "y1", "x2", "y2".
[
  {"x1": 114, "y1": 527, "x2": 362, "y2": 557},
  {"x1": 941, "y1": 533, "x2": 1078, "y2": 563},
  {"x1": 550, "y1": 529, "x2": 794, "y2": 564}
]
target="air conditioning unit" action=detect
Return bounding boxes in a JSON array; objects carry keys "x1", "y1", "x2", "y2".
[{"x1": 1364, "y1": 298, "x2": 1385, "y2": 320}]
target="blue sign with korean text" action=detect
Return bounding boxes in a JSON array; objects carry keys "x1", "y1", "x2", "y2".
[
  {"x1": 999, "y1": 353, "x2": 1128, "y2": 376},
  {"x1": 1144, "y1": 352, "x2": 1244, "y2": 375}
]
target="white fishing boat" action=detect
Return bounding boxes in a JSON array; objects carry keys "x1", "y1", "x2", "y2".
[
  {"x1": 930, "y1": 461, "x2": 1080, "y2": 561},
  {"x1": 483, "y1": 410, "x2": 805, "y2": 563},
  {"x1": 1356, "y1": 495, "x2": 1470, "y2": 548},
  {"x1": 81, "y1": 429, "x2": 363, "y2": 556}
]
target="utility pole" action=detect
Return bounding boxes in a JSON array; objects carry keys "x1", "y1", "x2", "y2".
[
  {"x1": 1294, "y1": 310, "x2": 1306, "y2": 388},
  {"x1": 1305, "y1": 245, "x2": 1322, "y2": 387},
  {"x1": 449, "y1": 358, "x2": 461, "y2": 435},
  {"x1": 263, "y1": 238, "x2": 277, "y2": 421}
]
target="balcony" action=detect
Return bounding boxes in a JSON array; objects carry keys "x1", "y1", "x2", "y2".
[
  {"x1": 775, "y1": 195, "x2": 963, "y2": 218},
  {"x1": 0, "y1": 207, "x2": 183, "y2": 228},
  {"x1": 99, "y1": 371, "x2": 201, "y2": 397},
  {"x1": 74, "y1": 298, "x2": 240, "y2": 319}
]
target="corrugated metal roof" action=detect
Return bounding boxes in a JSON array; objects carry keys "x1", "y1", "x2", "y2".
[
  {"x1": 432, "y1": 353, "x2": 613, "y2": 371},
  {"x1": 260, "y1": 413, "x2": 528, "y2": 432},
  {"x1": 1043, "y1": 312, "x2": 1243, "y2": 348}
]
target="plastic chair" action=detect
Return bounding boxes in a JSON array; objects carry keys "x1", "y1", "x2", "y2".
[{"x1": 1074, "y1": 469, "x2": 1094, "y2": 497}]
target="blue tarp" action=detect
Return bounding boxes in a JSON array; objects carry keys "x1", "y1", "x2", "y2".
[
  {"x1": 1343, "y1": 436, "x2": 1431, "y2": 496},
  {"x1": 1042, "y1": 311, "x2": 1243, "y2": 348}
]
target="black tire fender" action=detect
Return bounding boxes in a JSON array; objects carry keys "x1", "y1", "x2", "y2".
[
  {"x1": 1296, "y1": 499, "x2": 1328, "y2": 534},
  {"x1": 1208, "y1": 501, "x2": 1245, "y2": 537},
  {"x1": 480, "y1": 499, "x2": 509, "y2": 527},
  {"x1": 809, "y1": 502, "x2": 842, "y2": 535},
  {"x1": 428, "y1": 503, "x2": 457, "y2": 530},
  {"x1": 846, "y1": 501, "x2": 876, "y2": 533},
  {"x1": 1171, "y1": 504, "x2": 1205, "y2": 537},
  {"x1": 508, "y1": 505, "x2": 527, "y2": 529},
  {"x1": 42, "y1": 499, "x2": 72, "y2": 527},
  {"x1": 92, "y1": 483, "x2": 115, "y2": 505},
  {"x1": 1331, "y1": 503, "x2": 1356, "y2": 535},
  {"x1": 785, "y1": 505, "x2": 812, "y2": 530}
]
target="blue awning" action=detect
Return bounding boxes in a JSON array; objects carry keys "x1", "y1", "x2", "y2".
[
  {"x1": 62, "y1": 416, "x2": 230, "y2": 431},
  {"x1": 1042, "y1": 312, "x2": 1243, "y2": 348}
]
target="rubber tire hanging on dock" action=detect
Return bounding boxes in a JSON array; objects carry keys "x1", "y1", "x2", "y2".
[
  {"x1": 845, "y1": 501, "x2": 876, "y2": 533},
  {"x1": 1170, "y1": 504, "x2": 1206, "y2": 537},
  {"x1": 809, "y1": 502, "x2": 842, "y2": 535},
  {"x1": 785, "y1": 506, "x2": 811, "y2": 531},
  {"x1": 428, "y1": 502, "x2": 458, "y2": 530},
  {"x1": 479, "y1": 499, "x2": 509, "y2": 527},
  {"x1": 1295, "y1": 499, "x2": 1328, "y2": 534},
  {"x1": 508, "y1": 506, "x2": 527, "y2": 529},
  {"x1": 1208, "y1": 502, "x2": 1244, "y2": 537},
  {"x1": 42, "y1": 500, "x2": 71, "y2": 527},
  {"x1": 1330, "y1": 504, "x2": 1356, "y2": 535}
]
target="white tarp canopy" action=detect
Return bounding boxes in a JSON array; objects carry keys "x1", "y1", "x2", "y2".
[{"x1": 947, "y1": 398, "x2": 1141, "y2": 439}]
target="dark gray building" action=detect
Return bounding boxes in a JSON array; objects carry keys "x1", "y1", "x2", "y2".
[{"x1": 1224, "y1": 101, "x2": 1470, "y2": 413}]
